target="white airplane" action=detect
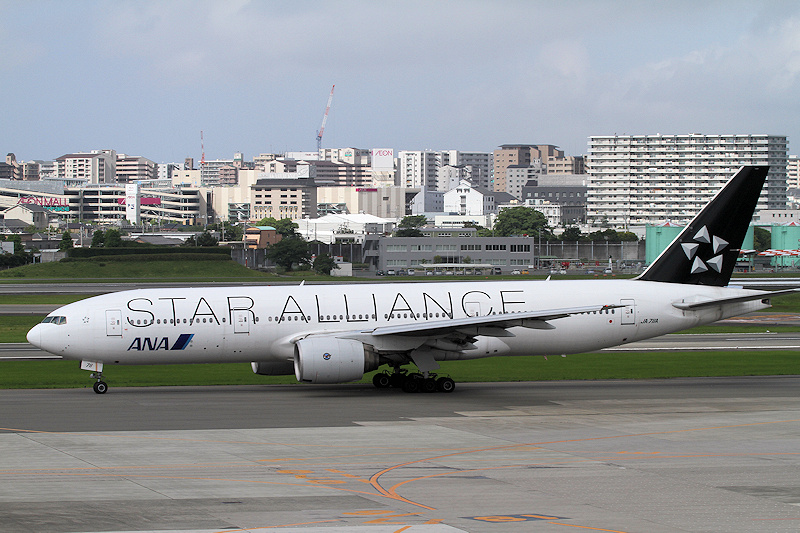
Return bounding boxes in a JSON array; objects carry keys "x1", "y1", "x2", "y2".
[{"x1": 27, "y1": 166, "x2": 793, "y2": 394}]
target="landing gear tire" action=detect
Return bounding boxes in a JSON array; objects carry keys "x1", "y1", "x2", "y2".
[
  {"x1": 436, "y1": 377, "x2": 455, "y2": 393},
  {"x1": 421, "y1": 378, "x2": 437, "y2": 393},
  {"x1": 401, "y1": 377, "x2": 421, "y2": 393},
  {"x1": 93, "y1": 381, "x2": 108, "y2": 394},
  {"x1": 372, "y1": 373, "x2": 391, "y2": 389}
]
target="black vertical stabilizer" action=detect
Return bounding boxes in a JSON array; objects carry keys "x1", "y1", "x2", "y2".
[{"x1": 637, "y1": 166, "x2": 768, "y2": 286}]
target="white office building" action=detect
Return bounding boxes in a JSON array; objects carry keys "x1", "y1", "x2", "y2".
[{"x1": 586, "y1": 134, "x2": 788, "y2": 226}]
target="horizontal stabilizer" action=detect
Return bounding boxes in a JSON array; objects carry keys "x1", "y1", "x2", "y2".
[{"x1": 672, "y1": 289, "x2": 798, "y2": 310}]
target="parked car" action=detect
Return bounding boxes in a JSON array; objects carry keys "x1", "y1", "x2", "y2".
[
  {"x1": 376, "y1": 270, "x2": 385, "y2": 276},
  {"x1": 387, "y1": 269, "x2": 396, "y2": 275},
  {"x1": 407, "y1": 269, "x2": 415, "y2": 276},
  {"x1": 511, "y1": 269, "x2": 521, "y2": 275}
]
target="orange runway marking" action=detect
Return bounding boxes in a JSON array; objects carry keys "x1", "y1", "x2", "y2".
[
  {"x1": 548, "y1": 523, "x2": 630, "y2": 532},
  {"x1": 368, "y1": 418, "x2": 800, "y2": 510}
]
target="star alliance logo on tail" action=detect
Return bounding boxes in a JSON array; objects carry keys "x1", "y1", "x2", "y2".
[{"x1": 681, "y1": 225, "x2": 729, "y2": 275}]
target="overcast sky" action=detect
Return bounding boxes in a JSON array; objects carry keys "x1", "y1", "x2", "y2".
[{"x1": 2, "y1": 0, "x2": 799, "y2": 164}]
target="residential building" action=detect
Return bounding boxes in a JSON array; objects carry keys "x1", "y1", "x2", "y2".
[
  {"x1": 442, "y1": 180, "x2": 511, "y2": 216},
  {"x1": 115, "y1": 154, "x2": 157, "y2": 183},
  {"x1": 586, "y1": 134, "x2": 788, "y2": 226},
  {"x1": 492, "y1": 144, "x2": 564, "y2": 194},
  {"x1": 56, "y1": 150, "x2": 116, "y2": 185},
  {"x1": 505, "y1": 161, "x2": 543, "y2": 199},
  {"x1": 399, "y1": 150, "x2": 493, "y2": 191},
  {"x1": 399, "y1": 150, "x2": 439, "y2": 189},
  {"x1": 244, "y1": 226, "x2": 281, "y2": 249},
  {"x1": 788, "y1": 155, "x2": 799, "y2": 190},
  {"x1": 521, "y1": 173, "x2": 588, "y2": 225}
]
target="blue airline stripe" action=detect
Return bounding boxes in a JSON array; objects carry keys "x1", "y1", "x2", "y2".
[{"x1": 170, "y1": 334, "x2": 194, "y2": 350}]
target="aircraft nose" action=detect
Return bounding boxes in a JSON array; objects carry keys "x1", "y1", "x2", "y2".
[{"x1": 26, "y1": 324, "x2": 42, "y2": 348}]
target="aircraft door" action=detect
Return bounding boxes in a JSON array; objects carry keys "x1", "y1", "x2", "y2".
[
  {"x1": 620, "y1": 299, "x2": 636, "y2": 325},
  {"x1": 106, "y1": 310, "x2": 122, "y2": 336},
  {"x1": 233, "y1": 310, "x2": 250, "y2": 334}
]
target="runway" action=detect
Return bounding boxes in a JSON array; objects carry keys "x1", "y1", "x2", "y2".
[{"x1": 1, "y1": 378, "x2": 800, "y2": 533}]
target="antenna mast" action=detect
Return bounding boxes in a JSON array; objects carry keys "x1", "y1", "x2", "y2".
[{"x1": 316, "y1": 85, "x2": 335, "y2": 152}]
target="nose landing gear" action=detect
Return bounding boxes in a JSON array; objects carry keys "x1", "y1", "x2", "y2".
[{"x1": 90, "y1": 372, "x2": 108, "y2": 394}]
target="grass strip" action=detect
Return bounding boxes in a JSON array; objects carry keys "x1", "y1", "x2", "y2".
[{"x1": 1, "y1": 350, "x2": 799, "y2": 389}]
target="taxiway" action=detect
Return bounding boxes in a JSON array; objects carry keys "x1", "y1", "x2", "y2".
[{"x1": 1, "y1": 378, "x2": 799, "y2": 532}]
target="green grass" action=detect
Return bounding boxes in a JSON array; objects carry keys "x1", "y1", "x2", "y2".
[
  {"x1": 0, "y1": 316, "x2": 43, "y2": 343},
  {"x1": 2, "y1": 350, "x2": 799, "y2": 389},
  {"x1": 0, "y1": 295, "x2": 90, "y2": 305},
  {"x1": 0, "y1": 260, "x2": 275, "y2": 281}
]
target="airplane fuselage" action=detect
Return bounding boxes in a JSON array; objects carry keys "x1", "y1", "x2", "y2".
[{"x1": 27, "y1": 278, "x2": 769, "y2": 367}]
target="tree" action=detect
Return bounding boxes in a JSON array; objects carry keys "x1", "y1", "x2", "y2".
[
  {"x1": 9, "y1": 234, "x2": 23, "y2": 255},
  {"x1": 560, "y1": 226, "x2": 583, "y2": 241},
  {"x1": 196, "y1": 231, "x2": 219, "y2": 247},
  {"x1": 58, "y1": 231, "x2": 74, "y2": 251},
  {"x1": 583, "y1": 229, "x2": 638, "y2": 242},
  {"x1": 492, "y1": 207, "x2": 550, "y2": 237},
  {"x1": 91, "y1": 229, "x2": 105, "y2": 248},
  {"x1": 754, "y1": 226, "x2": 771, "y2": 252},
  {"x1": 256, "y1": 217, "x2": 299, "y2": 239},
  {"x1": 395, "y1": 215, "x2": 427, "y2": 237},
  {"x1": 104, "y1": 228, "x2": 123, "y2": 247},
  {"x1": 312, "y1": 253, "x2": 339, "y2": 275},
  {"x1": 266, "y1": 238, "x2": 311, "y2": 271}
]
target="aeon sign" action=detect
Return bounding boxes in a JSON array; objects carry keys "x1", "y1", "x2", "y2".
[
  {"x1": 371, "y1": 148, "x2": 394, "y2": 171},
  {"x1": 18, "y1": 196, "x2": 70, "y2": 212}
]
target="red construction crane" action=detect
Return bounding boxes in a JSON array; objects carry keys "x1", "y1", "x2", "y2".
[
  {"x1": 200, "y1": 130, "x2": 205, "y2": 169},
  {"x1": 316, "y1": 85, "x2": 335, "y2": 152}
]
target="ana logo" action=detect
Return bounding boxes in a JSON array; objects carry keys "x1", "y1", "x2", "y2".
[
  {"x1": 323, "y1": 353, "x2": 332, "y2": 360},
  {"x1": 682, "y1": 225, "x2": 729, "y2": 274},
  {"x1": 127, "y1": 334, "x2": 194, "y2": 351}
]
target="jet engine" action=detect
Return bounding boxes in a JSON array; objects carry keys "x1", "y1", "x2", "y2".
[
  {"x1": 294, "y1": 337, "x2": 379, "y2": 383},
  {"x1": 251, "y1": 361, "x2": 295, "y2": 376}
]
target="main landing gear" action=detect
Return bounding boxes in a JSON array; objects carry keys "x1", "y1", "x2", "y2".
[
  {"x1": 90, "y1": 372, "x2": 108, "y2": 394},
  {"x1": 372, "y1": 368, "x2": 455, "y2": 393}
]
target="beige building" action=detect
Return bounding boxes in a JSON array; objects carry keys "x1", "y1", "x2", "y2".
[
  {"x1": 492, "y1": 145, "x2": 564, "y2": 194},
  {"x1": 250, "y1": 174, "x2": 317, "y2": 222},
  {"x1": 116, "y1": 154, "x2": 157, "y2": 183},
  {"x1": 56, "y1": 150, "x2": 117, "y2": 185},
  {"x1": 317, "y1": 186, "x2": 414, "y2": 219}
]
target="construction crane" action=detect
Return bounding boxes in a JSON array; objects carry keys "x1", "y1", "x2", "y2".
[
  {"x1": 316, "y1": 85, "x2": 335, "y2": 152},
  {"x1": 200, "y1": 130, "x2": 205, "y2": 169}
]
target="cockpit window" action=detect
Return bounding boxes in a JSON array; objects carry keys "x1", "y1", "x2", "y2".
[{"x1": 42, "y1": 316, "x2": 67, "y2": 325}]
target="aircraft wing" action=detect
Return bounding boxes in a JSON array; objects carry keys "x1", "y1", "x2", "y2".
[{"x1": 366, "y1": 303, "x2": 621, "y2": 338}]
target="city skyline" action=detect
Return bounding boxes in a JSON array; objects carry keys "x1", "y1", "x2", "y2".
[{"x1": 2, "y1": 1, "x2": 800, "y2": 163}]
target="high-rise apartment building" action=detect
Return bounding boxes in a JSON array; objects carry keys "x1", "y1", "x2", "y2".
[
  {"x1": 788, "y1": 156, "x2": 799, "y2": 190},
  {"x1": 116, "y1": 154, "x2": 157, "y2": 183},
  {"x1": 399, "y1": 150, "x2": 492, "y2": 191},
  {"x1": 56, "y1": 150, "x2": 117, "y2": 184},
  {"x1": 492, "y1": 145, "x2": 567, "y2": 196},
  {"x1": 586, "y1": 134, "x2": 788, "y2": 226}
]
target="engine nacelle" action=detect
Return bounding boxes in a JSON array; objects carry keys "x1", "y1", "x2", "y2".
[
  {"x1": 251, "y1": 361, "x2": 295, "y2": 376},
  {"x1": 293, "y1": 337, "x2": 378, "y2": 384}
]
